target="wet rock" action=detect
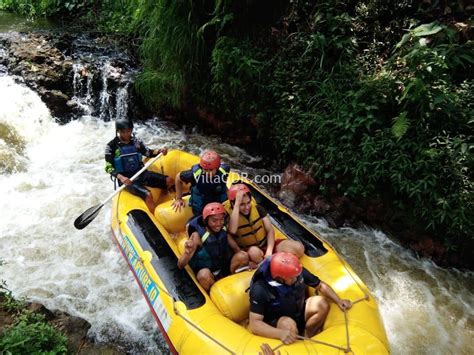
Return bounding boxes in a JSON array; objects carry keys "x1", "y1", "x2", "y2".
[
  {"x1": 27, "y1": 302, "x2": 54, "y2": 320},
  {"x1": 281, "y1": 163, "x2": 316, "y2": 196},
  {"x1": 50, "y1": 311, "x2": 91, "y2": 353},
  {"x1": 277, "y1": 189, "x2": 297, "y2": 208},
  {"x1": 312, "y1": 196, "x2": 330, "y2": 214},
  {"x1": 2, "y1": 32, "x2": 73, "y2": 118},
  {"x1": 410, "y1": 237, "x2": 446, "y2": 261},
  {"x1": 196, "y1": 109, "x2": 234, "y2": 135},
  {"x1": 39, "y1": 89, "x2": 71, "y2": 117}
]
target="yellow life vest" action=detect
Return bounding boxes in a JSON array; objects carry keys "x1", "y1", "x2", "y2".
[{"x1": 223, "y1": 200, "x2": 267, "y2": 248}]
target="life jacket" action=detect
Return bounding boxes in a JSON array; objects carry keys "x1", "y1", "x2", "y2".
[
  {"x1": 223, "y1": 200, "x2": 266, "y2": 248},
  {"x1": 188, "y1": 215, "x2": 229, "y2": 273},
  {"x1": 250, "y1": 257, "x2": 306, "y2": 320},
  {"x1": 189, "y1": 163, "x2": 229, "y2": 211},
  {"x1": 113, "y1": 141, "x2": 142, "y2": 174}
]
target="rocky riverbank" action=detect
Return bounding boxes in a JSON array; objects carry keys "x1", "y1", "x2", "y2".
[
  {"x1": 0, "y1": 292, "x2": 124, "y2": 354},
  {"x1": 0, "y1": 30, "x2": 144, "y2": 120}
]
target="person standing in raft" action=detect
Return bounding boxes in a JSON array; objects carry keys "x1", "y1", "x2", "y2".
[
  {"x1": 172, "y1": 150, "x2": 230, "y2": 216},
  {"x1": 223, "y1": 184, "x2": 304, "y2": 266},
  {"x1": 177, "y1": 202, "x2": 249, "y2": 291},
  {"x1": 105, "y1": 119, "x2": 174, "y2": 214},
  {"x1": 248, "y1": 252, "x2": 352, "y2": 344}
]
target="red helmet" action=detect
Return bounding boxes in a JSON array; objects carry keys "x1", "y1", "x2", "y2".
[
  {"x1": 202, "y1": 202, "x2": 226, "y2": 220},
  {"x1": 270, "y1": 252, "x2": 302, "y2": 279},
  {"x1": 228, "y1": 184, "x2": 251, "y2": 201},
  {"x1": 200, "y1": 150, "x2": 221, "y2": 170}
]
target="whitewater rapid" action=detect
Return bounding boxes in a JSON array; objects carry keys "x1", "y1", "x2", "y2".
[{"x1": 0, "y1": 76, "x2": 472, "y2": 354}]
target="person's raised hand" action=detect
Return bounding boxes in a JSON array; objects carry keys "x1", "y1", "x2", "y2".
[{"x1": 235, "y1": 189, "x2": 245, "y2": 205}]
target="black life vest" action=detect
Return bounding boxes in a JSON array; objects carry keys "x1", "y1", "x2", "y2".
[
  {"x1": 189, "y1": 163, "x2": 229, "y2": 210},
  {"x1": 113, "y1": 141, "x2": 142, "y2": 174},
  {"x1": 188, "y1": 215, "x2": 229, "y2": 273},
  {"x1": 250, "y1": 257, "x2": 306, "y2": 320}
]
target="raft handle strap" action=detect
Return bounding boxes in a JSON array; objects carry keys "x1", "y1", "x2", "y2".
[{"x1": 271, "y1": 306, "x2": 355, "y2": 353}]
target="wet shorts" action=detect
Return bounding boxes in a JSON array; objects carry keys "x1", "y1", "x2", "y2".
[
  {"x1": 120, "y1": 171, "x2": 168, "y2": 200},
  {"x1": 267, "y1": 310, "x2": 306, "y2": 335}
]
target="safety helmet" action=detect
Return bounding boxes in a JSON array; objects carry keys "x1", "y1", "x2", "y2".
[
  {"x1": 270, "y1": 252, "x2": 302, "y2": 279},
  {"x1": 115, "y1": 119, "x2": 133, "y2": 131},
  {"x1": 202, "y1": 202, "x2": 226, "y2": 220},
  {"x1": 200, "y1": 150, "x2": 221, "y2": 170},
  {"x1": 227, "y1": 183, "x2": 251, "y2": 201}
]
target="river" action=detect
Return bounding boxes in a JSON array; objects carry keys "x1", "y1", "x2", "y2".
[{"x1": 0, "y1": 17, "x2": 472, "y2": 355}]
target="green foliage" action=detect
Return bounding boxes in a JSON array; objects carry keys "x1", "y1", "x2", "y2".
[
  {"x1": 210, "y1": 37, "x2": 263, "y2": 114},
  {"x1": 0, "y1": 0, "x2": 96, "y2": 17},
  {"x1": 1, "y1": 290, "x2": 26, "y2": 313},
  {"x1": 133, "y1": 0, "x2": 213, "y2": 109},
  {"x1": 262, "y1": 13, "x2": 473, "y2": 240},
  {"x1": 0, "y1": 312, "x2": 68, "y2": 354},
  {"x1": 1, "y1": 277, "x2": 68, "y2": 354}
]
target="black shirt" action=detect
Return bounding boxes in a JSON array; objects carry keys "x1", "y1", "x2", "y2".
[{"x1": 249, "y1": 268, "x2": 321, "y2": 316}]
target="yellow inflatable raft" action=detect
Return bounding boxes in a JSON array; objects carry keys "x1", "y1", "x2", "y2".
[{"x1": 110, "y1": 150, "x2": 389, "y2": 354}]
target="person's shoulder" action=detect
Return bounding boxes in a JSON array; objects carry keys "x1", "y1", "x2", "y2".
[
  {"x1": 131, "y1": 136, "x2": 144, "y2": 145},
  {"x1": 221, "y1": 163, "x2": 230, "y2": 172},
  {"x1": 106, "y1": 137, "x2": 119, "y2": 146},
  {"x1": 180, "y1": 169, "x2": 194, "y2": 181},
  {"x1": 302, "y1": 267, "x2": 320, "y2": 287},
  {"x1": 250, "y1": 278, "x2": 269, "y2": 295}
]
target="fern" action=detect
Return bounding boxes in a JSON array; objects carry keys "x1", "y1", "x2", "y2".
[{"x1": 391, "y1": 111, "x2": 410, "y2": 138}]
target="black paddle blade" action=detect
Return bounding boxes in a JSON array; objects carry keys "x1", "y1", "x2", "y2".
[{"x1": 74, "y1": 204, "x2": 103, "y2": 230}]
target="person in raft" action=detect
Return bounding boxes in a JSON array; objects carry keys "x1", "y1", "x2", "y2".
[
  {"x1": 177, "y1": 202, "x2": 249, "y2": 291},
  {"x1": 248, "y1": 252, "x2": 352, "y2": 344},
  {"x1": 105, "y1": 119, "x2": 174, "y2": 214},
  {"x1": 172, "y1": 150, "x2": 230, "y2": 216},
  {"x1": 223, "y1": 184, "x2": 304, "y2": 266}
]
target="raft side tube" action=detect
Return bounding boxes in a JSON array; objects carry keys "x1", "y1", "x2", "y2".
[{"x1": 127, "y1": 210, "x2": 205, "y2": 309}]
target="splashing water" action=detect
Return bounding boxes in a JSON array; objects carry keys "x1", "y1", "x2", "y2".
[{"x1": 0, "y1": 76, "x2": 473, "y2": 354}]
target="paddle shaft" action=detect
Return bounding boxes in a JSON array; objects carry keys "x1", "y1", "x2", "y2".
[
  {"x1": 74, "y1": 153, "x2": 163, "y2": 229},
  {"x1": 102, "y1": 152, "x2": 163, "y2": 206}
]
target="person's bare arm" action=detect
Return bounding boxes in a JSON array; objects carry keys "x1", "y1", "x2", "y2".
[
  {"x1": 262, "y1": 216, "x2": 275, "y2": 258},
  {"x1": 172, "y1": 173, "x2": 186, "y2": 212},
  {"x1": 317, "y1": 281, "x2": 352, "y2": 311},
  {"x1": 248, "y1": 312, "x2": 297, "y2": 344},
  {"x1": 228, "y1": 190, "x2": 245, "y2": 234},
  {"x1": 227, "y1": 233, "x2": 241, "y2": 253}
]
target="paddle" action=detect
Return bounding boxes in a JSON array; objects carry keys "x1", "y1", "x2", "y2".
[{"x1": 74, "y1": 153, "x2": 163, "y2": 230}]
